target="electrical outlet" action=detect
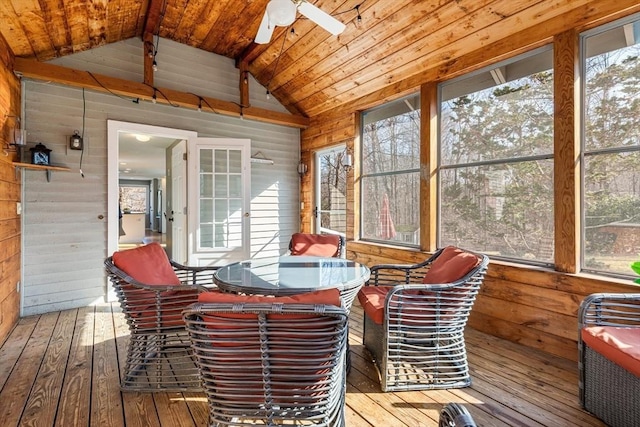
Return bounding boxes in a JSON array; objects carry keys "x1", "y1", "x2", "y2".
[
  {"x1": 16, "y1": 281, "x2": 20, "y2": 292},
  {"x1": 16, "y1": 202, "x2": 21, "y2": 215}
]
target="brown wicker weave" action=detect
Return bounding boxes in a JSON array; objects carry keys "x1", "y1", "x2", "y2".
[
  {"x1": 578, "y1": 293, "x2": 640, "y2": 427},
  {"x1": 439, "y1": 403, "x2": 477, "y2": 427},
  {"x1": 105, "y1": 255, "x2": 219, "y2": 392},
  {"x1": 183, "y1": 300, "x2": 348, "y2": 427},
  {"x1": 360, "y1": 247, "x2": 489, "y2": 392}
]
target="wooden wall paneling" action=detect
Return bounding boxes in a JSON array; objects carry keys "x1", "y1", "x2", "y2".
[
  {"x1": 420, "y1": 82, "x2": 437, "y2": 253},
  {"x1": 553, "y1": 29, "x2": 580, "y2": 273},
  {"x1": 299, "y1": 149, "x2": 312, "y2": 233},
  {"x1": 467, "y1": 311, "x2": 579, "y2": 361},
  {"x1": 300, "y1": 110, "x2": 358, "y2": 236},
  {"x1": 0, "y1": 30, "x2": 21, "y2": 345},
  {"x1": 473, "y1": 293, "x2": 578, "y2": 342}
]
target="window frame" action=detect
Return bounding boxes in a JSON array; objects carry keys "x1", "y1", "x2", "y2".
[
  {"x1": 359, "y1": 92, "x2": 421, "y2": 247},
  {"x1": 579, "y1": 13, "x2": 640, "y2": 280}
]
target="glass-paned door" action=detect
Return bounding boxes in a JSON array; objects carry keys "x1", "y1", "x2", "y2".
[
  {"x1": 188, "y1": 138, "x2": 250, "y2": 266},
  {"x1": 315, "y1": 146, "x2": 348, "y2": 236}
]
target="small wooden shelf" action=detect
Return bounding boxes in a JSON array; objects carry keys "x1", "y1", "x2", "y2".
[{"x1": 13, "y1": 162, "x2": 71, "y2": 181}]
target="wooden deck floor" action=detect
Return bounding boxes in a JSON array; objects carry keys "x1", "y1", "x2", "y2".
[{"x1": 0, "y1": 302, "x2": 605, "y2": 427}]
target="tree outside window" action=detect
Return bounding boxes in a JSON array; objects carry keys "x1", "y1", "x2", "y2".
[
  {"x1": 360, "y1": 94, "x2": 420, "y2": 246},
  {"x1": 439, "y1": 47, "x2": 555, "y2": 263},
  {"x1": 582, "y1": 17, "x2": 640, "y2": 277}
]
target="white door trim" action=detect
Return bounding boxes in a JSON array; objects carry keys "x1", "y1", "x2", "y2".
[{"x1": 107, "y1": 120, "x2": 198, "y2": 260}]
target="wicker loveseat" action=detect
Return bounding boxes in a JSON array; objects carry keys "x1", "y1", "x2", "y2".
[
  {"x1": 578, "y1": 293, "x2": 640, "y2": 427},
  {"x1": 357, "y1": 246, "x2": 489, "y2": 392},
  {"x1": 105, "y1": 242, "x2": 220, "y2": 392}
]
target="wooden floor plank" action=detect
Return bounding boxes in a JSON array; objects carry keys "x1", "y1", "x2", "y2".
[
  {"x1": 0, "y1": 312, "x2": 58, "y2": 427},
  {"x1": 0, "y1": 302, "x2": 608, "y2": 427},
  {"x1": 0, "y1": 314, "x2": 38, "y2": 391},
  {"x1": 55, "y1": 306, "x2": 94, "y2": 427},
  {"x1": 19, "y1": 309, "x2": 77, "y2": 426},
  {"x1": 112, "y1": 304, "x2": 162, "y2": 427},
  {"x1": 90, "y1": 304, "x2": 124, "y2": 427}
]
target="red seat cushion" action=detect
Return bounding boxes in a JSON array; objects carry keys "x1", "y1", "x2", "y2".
[
  {"x1": 290, "y1": 233, "x2": 341, "y2": 257},
  {"x1": 112, "y1": 242, "x2": 181, "y2": 285},
  {"x1": 422, "y1": 246, "x2": 480, "y2": 284},
  {"x1": 357, "y1": 286, "x2": 394, "y2": 325},
  {"x1": 198, "y1": 287, "x2": 341, "y2": 307},
  {"x1": 582, "y1": 326, "x2": 640, "y2": 377}
]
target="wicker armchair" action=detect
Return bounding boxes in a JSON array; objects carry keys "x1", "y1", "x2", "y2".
[
  {"x1": 183, "y1": 288, "x2": 348, "y2": 427},
  {"x1": 105, "y1": 242, "x2": 219, "y2": 392},
  {"x1": 578, "y1": 293, "x2": 640, "y2": 427},
  {"x1": 357, "y1": 246, "x2": 489, "y2": 392},
  {"x1": 439, "y1": 403, "x2": 477, "y2": 427},
  {"x1": 288, "y1": 232, "x2": 345, "y2": 258}
]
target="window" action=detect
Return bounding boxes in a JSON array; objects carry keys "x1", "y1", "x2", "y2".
[
  {"x1": 360, "y1": 94, "x2": 420, "y2": 245},
  {"x1": 582, "y1": 16, "x2": 640, "y2": 277},
  {"x1": 438, "y1": 47, "x2": 554, "y2": 263}
]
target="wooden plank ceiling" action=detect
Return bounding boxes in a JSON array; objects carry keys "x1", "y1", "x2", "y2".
[{"x1": 0, "y1": 0, "x2": 635, "y2": 118}]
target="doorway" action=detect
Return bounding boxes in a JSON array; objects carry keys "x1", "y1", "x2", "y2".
[
  {"x1": 314, "y1": 145, "x2": 349, "y2": 236},
  {"x1": 107, "y1": 121, "x2": 198, "y2": 260}
]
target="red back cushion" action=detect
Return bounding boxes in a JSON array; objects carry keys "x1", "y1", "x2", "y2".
[
  {"x1": 290, "y1": 233, "x2": 341, "y2": 257},
  {"x1": 198, "y1": 288, "x2": 341, "y2": 307},
  {"x1": 422, "y1": 246, "x2": 480, "y2": 284},
  {"x1": 112, "y1": 242, "x2": 181, "y2": 286}
]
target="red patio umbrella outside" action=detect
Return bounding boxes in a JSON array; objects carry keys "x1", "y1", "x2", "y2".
[{"x1": 378, "y1": 193, "x2": 396, "y2": 240}]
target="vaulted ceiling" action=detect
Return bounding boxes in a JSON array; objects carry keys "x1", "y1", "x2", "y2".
[{"x1": 1, "y1": 0, "x2": 638, "y2": 118}]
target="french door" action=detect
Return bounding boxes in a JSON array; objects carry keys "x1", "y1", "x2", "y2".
[{"x1": 188, "y1": 138, "x2": 251, "y2": 266}]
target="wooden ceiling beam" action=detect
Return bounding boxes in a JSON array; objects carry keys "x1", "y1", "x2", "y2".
[
  {"x1": 13, "y1": 58, "x2": 309, "y2": 129},
  {"x1": 142, "y1": 0, "x2": 164, "y2": 36}
]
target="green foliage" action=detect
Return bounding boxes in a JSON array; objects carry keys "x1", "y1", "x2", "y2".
[{"x1": 632, "y1": 261, "x2": 640, "y2": 284}]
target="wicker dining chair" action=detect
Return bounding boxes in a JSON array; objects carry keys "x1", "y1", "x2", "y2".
[
  {"x1": 439, "y1": 403, "x2": 477, "y2": 427},
  {"x1": 105, "y1": 242, "x2": 220, "y2": 392},
  {"x1": 183, "y1": 288, "x2": 349, "y2": 427},
  {"x1": 578, "y1": 293, "x2": 640, "y2": 427},
  {"x1": 357, "y1": 246, "x2": 489, "y2": 392},
  {"x1": 288, "y1": 232, "x2": 345, "y2": 258}
]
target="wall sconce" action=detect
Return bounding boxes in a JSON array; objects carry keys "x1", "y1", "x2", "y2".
[
  {"x1": 70, "y1": 130, "x2": 83, "y2": 150},
  {"x1": 297, "y1": 161, "x2": 308, "y2": 177},
  {"x1": 343, "y1": 153, "x2": 352, "y2": 172}
]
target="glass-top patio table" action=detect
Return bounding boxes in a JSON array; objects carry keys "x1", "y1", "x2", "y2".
[{"x1": 213, "y1": 255, "x2": 370, "y2": 312}]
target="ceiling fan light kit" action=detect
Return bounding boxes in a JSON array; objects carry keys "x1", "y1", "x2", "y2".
[
  {"x1": 267, "y1": 0, "x2": 297, "y2": 26},
  {"x1": 255, "y1": 0, "x2": 346, "y2": 44}
]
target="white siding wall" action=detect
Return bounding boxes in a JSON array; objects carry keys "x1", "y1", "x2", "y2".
[{"x1": 21, "y1": 38, "x2": 300, "y2": 316}]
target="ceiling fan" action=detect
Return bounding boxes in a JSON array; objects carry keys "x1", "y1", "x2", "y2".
[{"x1": 255, "y1": 0, "x2": 346, "y2": 44}]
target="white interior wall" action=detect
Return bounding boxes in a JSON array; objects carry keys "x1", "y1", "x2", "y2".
[{"x1": 20, "y1": 37, "x2": 300, "y2": 316}]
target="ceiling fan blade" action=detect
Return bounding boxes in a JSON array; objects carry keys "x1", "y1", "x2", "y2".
[
  {"x1": 255, "y1": 10, "x2": 275, "y2": 44},
  {"x1": 298, "y1": 2, "x2": 346, "y2": 36}
]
